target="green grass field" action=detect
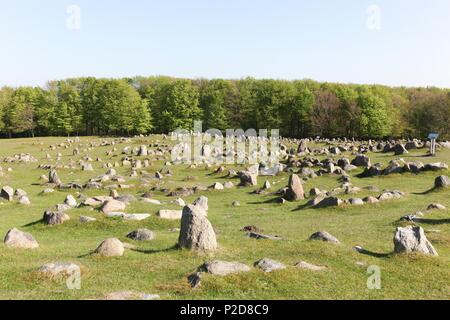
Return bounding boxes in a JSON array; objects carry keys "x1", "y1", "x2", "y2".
[{"x1": 0, "y1": 136, "x2": 449, "y2": 300}]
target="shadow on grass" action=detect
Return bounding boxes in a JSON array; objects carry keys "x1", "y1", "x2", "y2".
[
  {"x1": 292, "y1": 202, "x2": 313, "y2": 211},
  {"x1": 414, "y1": 218, "x2": 450, "y2": 225},
  {"x1": 21, "y1": 219, "x2": 43, "y2": 228},
  {"x1": 248, "y1": 197, "x2": 283, "y2": 205},
  {"x1": 357, "y1": 248, "x2": 394, "y2": 258},
  {"x1": 412, "y1": 187, "x2": 436, "y2": 195},
  {"x1": 131, "y1": 244, "x2": 179, "y2": 255}
]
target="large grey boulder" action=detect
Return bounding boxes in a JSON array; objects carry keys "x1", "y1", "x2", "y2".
[
  {"x1": 4, "y1": 228, "x2": 39, "y2": 249},
  {"x1": 314, "y1": 197, "x2": 343, "y2": 208},
  {"x1": 393, "y1": 144, "x2": 408, "y2": 155},
  {"x1": 43, "y1": 210, "x2": 70, "y2": 225},
  {"x1": 351, "y1": 155, "x2": 371, "y2": 167},
  {"x1": 239, "y1": 171, "x2": 258, "y2": 187},
  {"x1": 38, "y1": 262, "x2": 80, "y2": 278},
  {"x1": 285, "y1": 174, "x2": 305, "y2": 201},
  {"x1": 101, "y1": 199, "x2": 126, "y2": 213},
  {"x1": 95, "y1": 238, "x2": 124, "y2": 257},
  {"x1": 394, "y1": 226, "x2": 438, "y2": 256},
  {"x1": 201, "y1": 260, "x2": 251, "y2": 276},
  {"x1": 178, "y1": 205, "x2": 217, "y2": 251},
  {"x1": 434, "y1": 175, "x2": 450, "y2": 189}
]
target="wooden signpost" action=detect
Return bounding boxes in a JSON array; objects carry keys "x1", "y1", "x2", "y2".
[{"x1": 428, "y1": 133, "x2": 439, "y2": 156}]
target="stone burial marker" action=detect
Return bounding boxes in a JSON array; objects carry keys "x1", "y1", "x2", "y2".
[
  {"x1": 284, "y1": 174, "x2": 305, "y2": 201},
  {"x1": 4, "y1": 228, "x2": 39, "y2": 249},
  {"x1": 126, "y1": 228, "x2": 155, "y2": 241},
  {"x1": 309, "y1": 231, "x2": 341, "y2": 244},
  {"x1": 394, "y1": 226, "x2": 438, "y2": 256},
  {"x1": 254, "y1": 258, "x2": 286, "y2": 273},
  {"x1": 434, "y1": 175, "x2": 449, "y2": 189},
  {"x1": 200, "y1": 260, "x2": 251, "y2": 276},
  {"x1": 178, "y1": 205, "x2": 217, "y2": 251},
  {"x1": 0, "y1": 186, "x2": 14, "y2": 201},
  {"x1": 94, "y1": 238, "x2": 125, "y2": 257}
]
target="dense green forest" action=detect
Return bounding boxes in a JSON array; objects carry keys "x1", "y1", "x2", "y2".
[{"x1": 0, "y1": 76, "x2": 449, "y2": 139}]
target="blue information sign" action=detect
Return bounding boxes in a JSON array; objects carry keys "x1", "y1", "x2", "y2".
[{"x1": 428, "y1": 133, "x2": 439, "y2": 140}]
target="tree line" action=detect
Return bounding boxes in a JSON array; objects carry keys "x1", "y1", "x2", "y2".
[{"x1": 0, "y1": 76, "x2": 449, "y2": 139}]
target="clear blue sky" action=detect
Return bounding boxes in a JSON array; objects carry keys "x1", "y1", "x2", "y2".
[{"x1": 1, "y1": 0, "x2": 449, "y2": 88}]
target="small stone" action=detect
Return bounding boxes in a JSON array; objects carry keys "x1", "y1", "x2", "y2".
[
  {"x1": 65, "y1": 195, "x2": 78, "y2": 208},
  {"x1": 248, "y1": 232, "x2": 282, "y2": 241},
  {"x1": 349, "y1": 198, "x2": 364, "y2": 206},
  {"x1": 174, "y1": 198, "x2": 186, "y2": 207},
  {"x1": 295, "y1": 261, "x2": 327, "y2": 271},
  {"x1": 201, "y1": 260, "x2": 251, "y2": 276},
  {"x1": 309, "y1": 231, "x2": 340, "y2": 244},
  {"x1": 188, "y1": 272, "x2": 202, "y2": 288},
  {"x1": 0, "y1": 186, "x2": 14, "y2": 201},
  {"x1": 157, "y1": 210, "x2": 182, "y2": 220},
  {"x1": 18, "y1": 196, "x2": 31, "y2": 205},
  {"x1": 127, "y1": 228, "x2": 155, "y2": 241},
  {"x1": 79, "y1": 216, "x2": 97, "y2": 223},
  {"x1": 427, "y1": 203, "x2": 446, "y2": 210},
  {"x1": 211, "y1": 182, "x2": 224, "y2": 190},
  {"x1": 363, "y1": 196, "x2": 379, "y2": 204},
  {"x1": 254, "y1": 258, "x2": 286, "y2": 273},
  {"x1": 435, "y1": 175, "x2": 450, "y2": 189},
  {"x1": 193, "y1": 196, "x2": 209, "y2": 212}
]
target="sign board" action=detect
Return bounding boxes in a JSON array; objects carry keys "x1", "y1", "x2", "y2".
[
  {"x1": 428, "y1": 133, "x2": 439, "y2": 140},
  {"x1": 428, "y1": 133, "x2": 439, "y2": 156}
]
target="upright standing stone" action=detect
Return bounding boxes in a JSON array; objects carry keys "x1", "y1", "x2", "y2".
[
  {"x1": 49, "y1": 170, "x2": 62, "y2": 185},
  {"x1": 178, "y1": 205, "x2": 217, "y2": 251},
  {"x1": 394, "y1": 226, "x2": 438, "y2": 256},
  {"x1": 138, "y1": 145, "x2": 148, "y2": 156},
  {"x1": 434, "y1": 175, "x2": 450, "y2": 189},
  {"x1": 285, "y1": 174, "x2": 305, "y2": 201}
]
